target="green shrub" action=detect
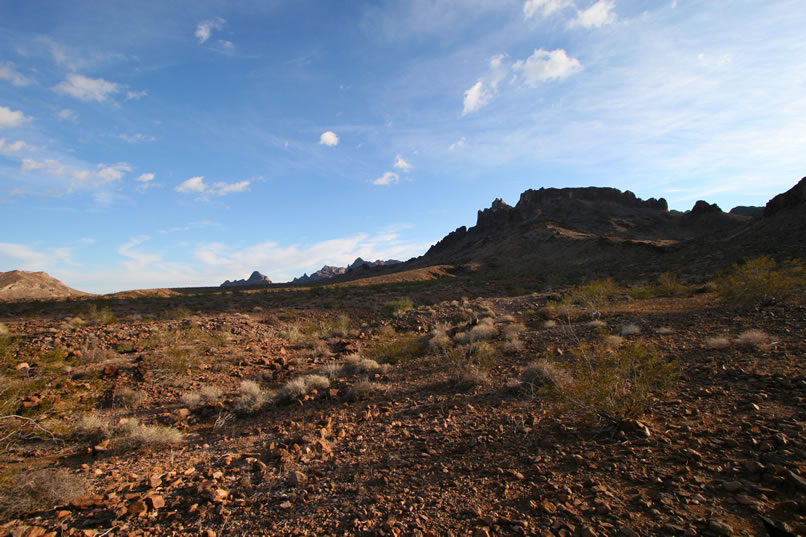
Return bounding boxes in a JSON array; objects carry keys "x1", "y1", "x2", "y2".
[
  {"x1": 364, "y1": 333, "x2": 427, "y2": 364},
  {"x1": 566, "y1": 279, "x2": 621, "y2": 312},
  {"x1": 716, "y1": 256, "x2": 805, "y2": 306},
  {"x1": 545, "y1": 335, "x2": 677, "y2": 423},
  {"x1": 382, "y1": 298, "x2": 414, "y2": 317},
  {"x1": 629, "y1": 273, "x2": 690, "y2": 299}
]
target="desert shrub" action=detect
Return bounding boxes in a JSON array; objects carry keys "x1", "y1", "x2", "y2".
[
  {"x1": 565, "y1": 279, "x2": 621, "y2": 316},
  {"x1": 0, "y1": 323, "x2": 8, "y2": 336},
  {"x1": 544, "y1": 320, "x2": 558, "y2": 328},
  {"x1": 320, "y1": 315, "x2": 352, "y2": 338},
  {"x1": 428, "y1": 324, "x2": 452, "y2": 350},
  {"x1": 279, "y1": 325, "x2": 305, "y2": 344},
  {"x1": 520, "y1": 359, "x2": 573, "y2": 396},
  {"x1": 450, "y1": 366, "x2": 489, "y2": 390},
  {"x1": 319, "y1": 362, "x2": 344, "y2": 378},
  {"x1": 621, "y1": 324, "x2": 641, "y2": 336},
  {"x1": 382, "y1": 298, "x2": 414, "y2": 317},
  {"x1": 364, "y1": 333, "x2": 428, "y2": 364},
  {"x1": 278, "y1": 374, "x2": 330, "y2": 402},
  {"x1": 74, "y1": 414, "x2": 112, "y2": 443},
  {"x1": 182, "y1": 385, "x2": 223, "y2": 409},
  {"x1": 587, "y1": 319, "x2": 607, "y2": 329},
  {"x1": 444, "y1": 341, "x2": 497, "y2": 388},
  {"x1": 114, "y1": 418, "x2": 184, "y2": 450},
  {"x1": 629, "y1": 273, "x2": 690, "y2": 299},
  {"x1": 735, "y1": 329, "x2": 768, "y2": 347},
  {"x1": 656, "y1": 327, "x2": 674, "y2": 335},
  {"x1": 84, "y1": 304, "x2": 118, "y2": 326},
  {"x1": 706, "y1": 336, "x2": 731, "y2": 349},
  {"x1": 112, "y1": 387, "x2": 147, "y2": 408},
  {"x1": 234, "y1": 380, "x2": 270, "y2": 415},
  {"x1": 0, "y1": 468, "x2": 86, "y2": 517},
  {"x1": 546, "y1": 336, "x2": 678, "y2": 423},
  {"x1": 455, "y1": 318, "x2": 498, "y2": 344},
  {"x1": 346, "y1": 380, "x2": 383, "y2": 401},
  {"x1": 716, "y1": 256, "x2": 806, "y2": 306},
  {"x1": 308, "y1": 338, "x2": 332, "y2": 358}
]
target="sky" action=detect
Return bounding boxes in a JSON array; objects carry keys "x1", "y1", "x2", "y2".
[{"x1": 1, "y1": 1, "x2": 804, "y2": 294}]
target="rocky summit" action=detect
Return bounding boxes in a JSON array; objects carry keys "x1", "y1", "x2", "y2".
[{"x1": 220, "y1": 270, "x2": 273, "y2": 287}]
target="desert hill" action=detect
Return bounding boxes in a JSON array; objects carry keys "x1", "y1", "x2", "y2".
[
  {"x1": 0, "y1": 270, "x2": 90, "y2": 301},
  {"x1": 292, "y1": 258, "x2": 401, "y2": 284},
  {"x1": 220, "y1": 271, "x2": 273, "y2": 288}
]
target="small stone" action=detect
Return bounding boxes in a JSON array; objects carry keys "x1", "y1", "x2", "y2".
[
  {"x1": 279, "y1": 501, "x2": 293, "y2": 510},
  {"x1": 723, "y1": 481, "x2": 742, "y2": 492},
  {"x1": 146, "y1": 495, "x2": 165, "y2": 510},
  {"x1": 69, "y1": 494, "x2": 103, "y2": 510},
  {"x1": 542, "y1": 501, "x2": 556, "y2": 514},
  {"x1": 23, "y1": 528, "x2": 46, "y2": 537},
  {"x1": 203, "y1": 530, "x2": 216, "y2": 537},
  {"x1": 127, "y1": 500, "x2": 148, "y2": 516},
  {"x1": 619, "y1": 526, "x2": 639, "y2": 537},
  {"x1": 15, "y1": 362, "x2": 30, "y2": 371},
  {"x1": 579, "y1": 527, "x2": 599, "y2": 537},
  {"x1": 149, "y1": 475, "x2": 163, "y2": 488},
  {"x1": 708, "y1": 519, "x2": 733, "y2": 536},
  {"x1": 472, "y1": 528, "x2": 490, "y2": 537},
  {"x1": 288, "y1": 471, "x2": 307, "y2": 486},
  {"x1": 210, "y1": 489, "x2": 229, "y2": 503}
]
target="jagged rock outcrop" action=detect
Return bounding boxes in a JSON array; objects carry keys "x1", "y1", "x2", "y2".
[
  {"x1": 689, "y1": 200, "x2": 723, "y2": 216},
  {"x1": 292, "y1": 259, "x2": 402, "y2": 284},
  {"x1": 220, "y1": 271, "x2": 272, "y2": 287},
  {"x1": 764, "y1": 176, "x2": 806, "y2": 217}
]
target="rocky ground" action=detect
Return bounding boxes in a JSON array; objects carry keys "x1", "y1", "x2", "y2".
[{"x1": 0, "y1": 278, "x2": 804, "y2": 537}]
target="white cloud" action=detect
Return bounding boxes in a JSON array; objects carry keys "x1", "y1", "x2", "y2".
[
  {"x1": 118, "y1": 236, "x2": 160, "y2": 269},
  {"x1": 219, "y1": 40, "x2": 234, "y2": 49},
  {"x1": 53, "y1": 73, "x2": 119, "y2": 102},
  {"x1": 176, "y1": 176, "x2": 207, "y2": 193},
  {"x1": 394, "y1": 155, "x2": 413, "y2": 172},
  {"x1": 697, "y1": 52, "x2": 733, "y2": 70},
  {"x1": 0, "y1": 106, "x2": 30, "y2": 127},
  {"x1": 449, "y1": 137, "x2": 467, "y2": 151},
  {"x1": 195, "y1": 17, "x2": 225, "y2": 44},
  {"x1": 319, "y1": 131, "x2": 339, "y2": 146},
  {"x1": 512, "y1": 48, "x2": 582, "y2": 87},
  {"x1": 571, "y1": 0, "x2": 616, "y2": 28},
  {"x1": 136, "y1": 173, "x2": 155, "y2": 182},
  {"x1": 0, "y1": 138, "x2": 34, "y2": 155},
  {"x1": 462, "y1": 80, "x2": 492, "y2": 115},
  {"x1": 0, "y1": 242, "x2": 72, "y2": 271},
  {"x1": 118, "y1": 133, "x2": 156, "y2": 143},
  {"x1": 0, "y1": 63, "x2": 33, "y2": 87},
  {"x1": 69, "y1": 163, "x2": 131, "y2": 185},
  {"x1": 373, "y1": 171, "x2": 399, "y2": 186},
  {"x1": 57, "y1": 108, "x2": 77, "y2": 121},
  {"x1": 523, "y1": 0, "x2": 573, "y2": 19},
  {"x1": 21, "y1": 158, "x2": 64, "y2": 175},
  {"x1": 126, "y1": 89, "x2": 148, "y2": 100},
  {"x1": 175, "y1": 176, "x2": 250, "y2": 197}
]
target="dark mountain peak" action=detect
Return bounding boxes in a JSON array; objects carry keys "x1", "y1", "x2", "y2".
[
  {"x1": 764, "y1": 176, "x2": 806, "y2": 217},
  {"x1": 689, "y1": 200, "x2": 723, "y2": 216},
  {"x1": 220, "y1": 271, "x2": 272, "y2": 287}
]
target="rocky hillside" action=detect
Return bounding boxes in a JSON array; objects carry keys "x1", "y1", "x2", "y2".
[
  {"x1": 411, "y1": 179, "x2": 805, "y2": 282},
  {"x1": 0, "y1": 270, "x2": 90, "y2": 301},
  {"x1": 220, "y1": 271, "x2": 273, "y2": 288}
]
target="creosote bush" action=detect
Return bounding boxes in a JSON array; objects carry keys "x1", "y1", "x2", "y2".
[
  {"x1": 382, "y1": 298, "x2": 414, "y2": 317},
  {"x1": 545, "y1": 279, "x2": 621, "y2": 320},
  {"x1": 716, "y1": 256, "x2": 806, "y2": 306},
  {"x1": 628, "y1": 273, "x2": 690, "y2": 299},
  {"x1": 543, "y1": 334, "x2": 678, "y2": 423}
]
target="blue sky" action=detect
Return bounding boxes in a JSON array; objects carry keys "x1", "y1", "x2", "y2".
[{"x1": 1, "y1": 1, "x2": 804, "y2": 293}]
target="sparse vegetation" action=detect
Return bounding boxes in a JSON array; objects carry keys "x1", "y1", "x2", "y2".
[
  {"x1": 735, "y1": 329, "x2": 768, "y2": 348},
  {"x1": 520, "y1": 359, "x2": 573, "y2": 397},
  {"x1": 182, "y1": 385, "x2": 223, "y2": 409},
  {"x1": 716, "y1": 256, "x2": 806, "y2": 306},
  {"x1": 364, "y1": 331, "x2": 427, "y2": 364},
  {"x1": 382, "y1": 298, "x2": 414, "y2": 317},
  {"x1": 0, "y1": 468, "x2": 86, "y2": 517},
  {"x1": 74, "y1": 414, "x2": 183, "y2": 451},
  {"x1": 706, "y1": 336, "x2": 731, "y2": 349},
  {"x1": 278, "y1": 374, "x2": 330, "y2": 402},
  {"x1": 234, "y1": 380, "x2": 270, "y2": 414},
  {"x1": 113, "y1": 386, "x2": 147, "y2": 408},
  {"x1": 628, "y1": 273, "x2": 690, "y2": 299}
]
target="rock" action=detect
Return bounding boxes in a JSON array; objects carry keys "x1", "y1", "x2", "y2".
[
  {"x1": 127, "y1": 500, "x2": 148, "y2": 516},
  {"x1": 220, "y1": 271, "x2": 272, "y2": 288},
  {"x1": 15, "y1": 362, "x2": 30, "y2": 371},
  {"x1": 203, "y1": 531, "x2": 216, "y2": 537},
  {"x1": 578, "y1": 527, "x2": 599, "y2": 537},
  {"x1": 69, "y1": 494, "x2": 103, "y2": 510},
  {"x1": 288, "y1": 471, "x2": 307, "y2": 486},
  {"x1": 786, "y1": 470, "x2": 806, "y2": 491},
  {"x1": 472, "y1": 528, "x2": 490, "y2": 537},
  {"x1": 210, "y1": 489, "x2": 229, "y2": 503},
  {"x1": 723, "y1": 481, "x2": 743, "y2": 492},
  {"x1": 708, "y1": 519, "x2": 733, "y2": 536},
  {"x1": 146, "y1": 495, "x2": 165, "y2": 510},
  {"x1": 619, "y1": 526, "x2": 639, "y2": 537},
  {"x1": 541, "y1": 501, "x2": 556, "y2": 514}
]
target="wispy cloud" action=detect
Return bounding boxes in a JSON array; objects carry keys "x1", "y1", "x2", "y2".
[
  {"x1": 22, "y1": 158, "x2": 64, "y2": 175},
  {"x1": 57, "y1": 108, "x2": 77, "y2": 121},
  {"x1": 462, "y1": 80, "x2": 492, "y2": 115},
  {"x1": 394, "y1": 155, "x2": 413, "y2": 172},
  {"x1": 118, "y1": 133, "x2": 156, "y2": 143},
  {"x1": 136, "y1": 173, "x2": 155, "y2": 183},
  {"x1": 0, "y1": 138, "x2": 35, "y2": 155},
  {"x1": 512, "y1": 48, "x2": 582, "y2": 86},
  {"x1": 0, "y1": 106, "x2": 30, "y2": 127},
  {"x1": 0, "y1": 242, "x2": 72, "y2": 271},
  {"x1": 126, "y1": 89, "x2": 148, "y2": 100},
  {"x1": 175, "y1": 176, "x2": 250, "y2": 198},
  {"x1": 0, "y1": 63, "x2": 33, "y2": 87},
  {"x1": 373, "y1": 171, "x2": 399, "y2": 186},
  {"x1": 571, "y1": 0, "x2": 616, "y2": 28},
  {"x1": 53, "y1": 73, "x2": 119, "y2": 102},
  {"x1": 523, "y1": 0, "x2": 573, "y2": 19},
  {"x1": 195, "y1": 17, "x2": 225, "y2": 44}
]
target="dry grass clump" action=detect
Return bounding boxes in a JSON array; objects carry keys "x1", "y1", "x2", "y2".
[
  {"x1": 544, "y1": 320, "x2": 558, "y2": 328},
  {"x1": 181, "y1": 385, "x2": 223, "y2": 409},
  {"x1": 735, "y1": 329, "x2": 768, "y2": 347},
  {"x1": 0, "y1": 468, "x2": 87, "y2": 517},
  {"x1": 308, "y1": 338, "x2": 332, "y2": 359},
  {"x1": 278, "y1": 374, "x2": 330, "y2": 402},
  {"x1": 620, "y1": 324, "x2": 641, "y2": 336},
  {"x1": 278, "y1": 325, "x2": 305, "y2": 344},
  {"x1": 444, "y1": 341, "x2": 496, "y2": 390},
  {"x1": 346, "y1": 380, "x2": 384, "y2": 401},
  {"x1": 234, "y1": 380, "x2": 270, "y2": 415},
  {"x1": 428, "y1": 324, "x2": 452, "y2": 350},
  {"x1": 112, "y1": 387, "x2": 147, "y2": 408},
  {"x1": 382, "y1": 298, "x2": 414, "y2": 317},
  {"x1": 656, "y1": 327, "x2": 675, "y2": 335},
  {"x1": 706, "y1": 337, "x2": 731, "y2": 350},
  {"x1": 587, "y1": 319, "x2": 607, "y2": 329},
  {"x1": 319, "y1": 362, "x2": 344, "y2": 378},
  {"x1": 364, "y1": 332, "x2": 428, "y2": 364},
  {"x1": 520, "y1": 359, "x2": 573, "y2": 396},
  {"x1": 497, "y1": 314, "x2": 516, "y2": 324},
  {"x1": 0, "y1": 323, "x2": 8, "y2": 336},
  {"x1": 450, "y1": 366, "x2": 489, "y2": 391},
  {"x1": 74, "y1": 414, "x2": 183, "y2": 451},
  {"x1": 455, "y1": 318, "x2": 498, "y2": 344}
]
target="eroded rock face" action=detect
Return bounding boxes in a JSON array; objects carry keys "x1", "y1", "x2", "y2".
[
  {"x1": 220, "y1": 271, "x2": 272, "y2": 287},
  {"x1": 764, "y1": 176, "x2": 806, "y2": 217}
]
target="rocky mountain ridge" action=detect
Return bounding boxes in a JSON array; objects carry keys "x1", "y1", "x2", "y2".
[
  {"x1": 220, "y1": 271, "x2": 273, "y2": 288},
  {"x1": 292, "y1": 257, "x2": 401, "y2": 284}
]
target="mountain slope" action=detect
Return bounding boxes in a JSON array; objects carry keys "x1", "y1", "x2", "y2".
[{"x1": 0, "y1": 271, "x2": 90, "y2": 301}]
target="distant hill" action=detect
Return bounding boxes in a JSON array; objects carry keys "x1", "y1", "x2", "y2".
[
  {"x1": 220, "y1": 271, "x2": 273, "y2": 288},
  {"x1": 729, "y1": 205, "x2": 764, "y2": 217},
  {"x1": 0, "y1": 270, "x2": 90, "y2": 301},
  {"x1": 292, "y1": 258, "x2": 401, "y2": 284}
]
